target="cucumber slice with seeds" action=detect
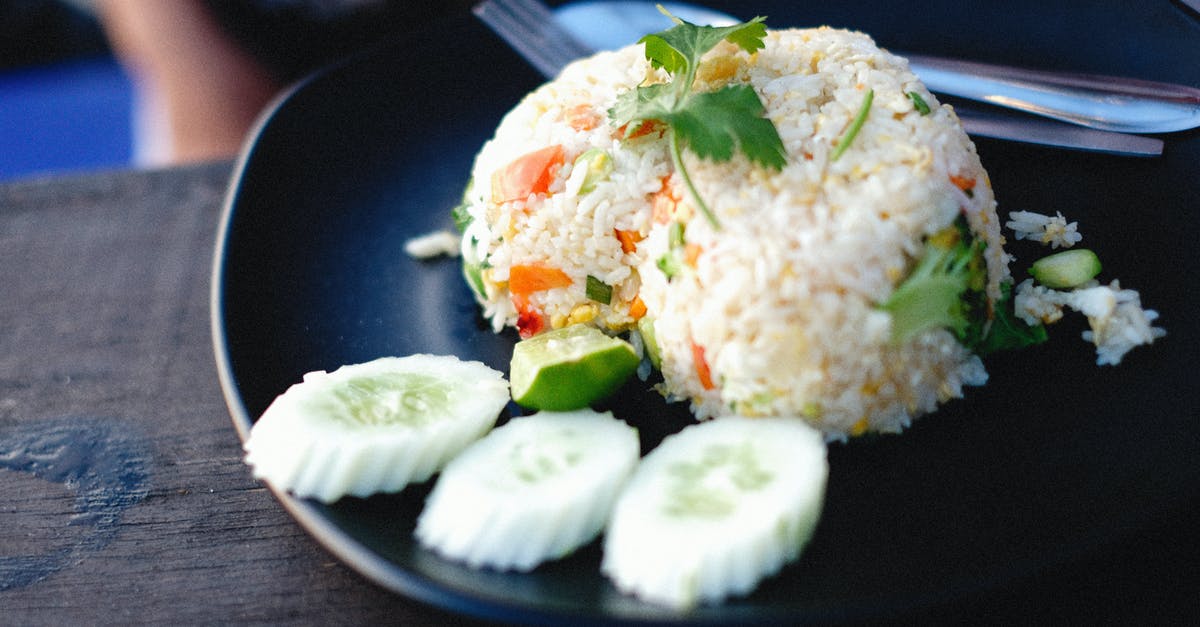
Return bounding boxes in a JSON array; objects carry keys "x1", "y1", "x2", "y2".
[
  {"x1": 243, "y1": 355, "x2": 509, "y2": 503},
  {"x1": 602, "y1": 416, "x2": 828, "y2": 609},
  {"x1": 415, "y1": 409, "x2": 639, "y2": 571}
]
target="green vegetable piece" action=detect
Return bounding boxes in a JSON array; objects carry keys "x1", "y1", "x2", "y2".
[
  {"x1": 656, "y1": 252, "x2": 683, "y2": 279},
  {"x1": 656, "y1": 221, "x2": 687, "y2": 279},
  {"x1": 884, "y1": 220, "x2": 1049, "y2": 354},
  {"x1": 637, "y1": 315, "x2": 662, "y2": 369},
  {"x1": 608, "y1": 9, "x2": 785, "y2": 230},
  {"x1": 586, "y1": 275, "x2": 613, "y2": 304},
  {"x1": 907, "y1": 91, "x2": 931, "y2": 115},
  {"x1": 668, "y1": 220, "x2": 686, "y2": 249},
  {"x1": 463, "y1": 259, "x2": 487, "y2": 300},
  {"x1": 882, "y1": 222, "x2": 979, "y2": 343},
  {"x1": 831, "y1": 89, "x2": 874, "y2": 161},
  {"x1": 883, "y1": 246, "x2": 971, "y2": 343},
  {"x1": 450, "y1": 177, "x2": 475, "y2": 232},
  {"x1": 972, "y1": 282, "x2": 1048, "y2": 355},
  {"x1": 1029, "y1": 248, "x2": 1102, "y2": 289},
  {"x1": 574, "y1": 149, "x2": 613, "y2": 194},
  {"x1": 510, "y1": 325, "x2": 640, "y2": 411}
]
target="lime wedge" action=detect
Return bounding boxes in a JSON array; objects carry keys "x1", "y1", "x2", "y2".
[{"x1": 510, "y1": 325, "x2": 639, "y2": 410}]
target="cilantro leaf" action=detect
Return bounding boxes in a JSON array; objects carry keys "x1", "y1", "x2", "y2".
[
  {"x1": 663, "y1": 86, "x2": 786, "y2": 169},
  {"x1": 640, "y1": 16, "x2": 768, "y2": 77},
  {"x1": 608, "y1": 9, "x2": 784, "y2": 229},
  {"x1": 609, "y1": 83, "x2": 675, "y2": 131}
]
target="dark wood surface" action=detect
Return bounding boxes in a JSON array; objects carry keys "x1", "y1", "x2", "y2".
[{"x1": 0, "y1": 163, "x2": 486, "y2": 625}]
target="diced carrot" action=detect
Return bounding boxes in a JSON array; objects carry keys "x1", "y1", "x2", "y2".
[
  {"x1": 628, "y1": 295, "x2": 647, "y2": 320},
  {"x1": 614, "y1": 229, "x2": 643, "y2": 254},
  {"x1": 491, "y1": 145, "x2": 565, "y2": 204},
  {"x1": 616, "y1": 120, "x2": 660, "y2": 139},
  {"x1": 651, "y1": 175, "x2": 677, "y2": 224},
  {"x1": 691, "y1": 341, "x2": 715, "y2": 390},
  {"x1": 684, "y1": 243, "x2": 703, "y2": 268},
  {"x1": 566, "y1": 104, "x2": 600, "y2": 131},
  {"x1": 949, "y1": 174, "x2": 976, "y2": 192},
  {"x1": 509, "y1": 264, "x2": 572, "y2": 297}
]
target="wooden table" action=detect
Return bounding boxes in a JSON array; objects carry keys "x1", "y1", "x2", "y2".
[
  {"x1": 3, "y1": 160, "x2": 1197, "y2": 623},
  {"x1": 0, "y1": 163, "x2": 488, "y2": 624}
]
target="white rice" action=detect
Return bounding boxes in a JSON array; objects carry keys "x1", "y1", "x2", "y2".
[
  {"x1": 459, "y1": 27, "x2": 1008, "y2": 439},
  {"x1": 1006, "y1": 210, "x2": 1082, "y2": 249},
  {"x1": 404, "y1": 229, "x2": 461, "y2": 259}
]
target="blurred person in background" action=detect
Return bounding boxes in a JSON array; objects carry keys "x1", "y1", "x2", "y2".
[{"x1": 94, "y1": 0, "x2": 473, "y2": 165}]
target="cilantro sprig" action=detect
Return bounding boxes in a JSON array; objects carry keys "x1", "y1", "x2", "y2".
[{"x1": 608, "y1": 7, "x2": 786, "y2": 229}]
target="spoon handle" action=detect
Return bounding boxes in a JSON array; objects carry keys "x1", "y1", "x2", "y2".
[{"x1": 904, "y1": 54, "x2": 1200, "y2": 134}]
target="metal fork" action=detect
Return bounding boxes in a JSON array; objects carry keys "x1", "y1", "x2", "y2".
[{"x1": 473, "y1": 0, "x2": 1165, "y2": 156}]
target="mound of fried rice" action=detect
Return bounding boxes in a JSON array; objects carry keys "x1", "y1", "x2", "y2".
[{"x1": 458, "y1": 27, "x2": 1010, "y2": 439}]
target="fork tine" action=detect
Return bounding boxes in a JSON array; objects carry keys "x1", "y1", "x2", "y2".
[{"x1": 473, "y1": 0, "x2": 593, "y2": 80}]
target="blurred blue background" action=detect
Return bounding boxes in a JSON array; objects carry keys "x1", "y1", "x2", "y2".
[{"x1": 0, "y1": 0, "x2": 133, "y2": 182}]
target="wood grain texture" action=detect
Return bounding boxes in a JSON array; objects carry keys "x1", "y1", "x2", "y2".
[{"x1": 0, "y1": 164, "x2": 488, "y2": 625}]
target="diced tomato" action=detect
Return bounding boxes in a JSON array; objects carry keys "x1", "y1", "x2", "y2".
[
  {"x1": 516, "y1": 306, "x2": 546, "y2": 339},
  {"x1": 614, "y1": 229, "x2": 643, "y2": 254},
  {"x1": 491, "y1": 145, "x2": 565, "y2": 204},
  {"x1": 691, "y1": 341, "x2": 715, "y2": 390}
]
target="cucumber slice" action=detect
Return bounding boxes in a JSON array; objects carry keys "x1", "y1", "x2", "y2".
[
  {"x1": 415, "y1": 409, "x2": 639, "y2": 571},
  {"x1": 602, "y1": 416, "x2": 828, "y2": 609},
  {"x1": 510, "y1": 324, "x2": 639, "y2": 411},
  {"x1": 1029, "y1": 248, "x2": 1101, "y2": 289},
  {"x1": 243, "y1": 355, "x2": 509, "y2": 503}
]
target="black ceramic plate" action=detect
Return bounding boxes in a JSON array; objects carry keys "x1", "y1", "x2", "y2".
[{"x1": 213, "y1": 2, "x2": 1200, "y2": 623}]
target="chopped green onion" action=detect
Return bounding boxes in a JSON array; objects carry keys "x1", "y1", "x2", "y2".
[
  {"x1": 657, "y1": 254, "x2": 682, "y2": 279},
  {"x1": 586, "y1": 275, "x2": 613, "y2": 304},
  {"x1": 668, "y1": 221, "x2": 686, "y2": 249},
  {"x1": 574, "y1": 149, "x2": 613, "y2": 195},
  {"x1": 907, "y1": 91, "x2": 931, "y2": 115},
  {"x1": 831, "y1": 89, "x2": 874, "y2": 162},
  {"x1": 450, "y1": 177, "x2": 475, "y2": 232}
]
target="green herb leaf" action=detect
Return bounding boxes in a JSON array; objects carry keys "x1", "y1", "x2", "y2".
[
  {"x1": 971, "y1": 282, "x2": 1048, "y2": 355},
  {"x1": 831, "y1": 89, "x2": 874, "y2": 161},
  {"x1": 907, "y1": 91, "x2": 931, "y2": 115},
  {"x1": 608, "y1": 9, "x2": 785, "y2": 229},
  {"x1": 640, "y1": 14, "x2": 768, "y2": 77},
  {"x1": 669, "y1": 85, "x2": 787, "y2": 168},
  {"x1": 585, "y1": 275, "x2": 613, "y2": 304}
]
